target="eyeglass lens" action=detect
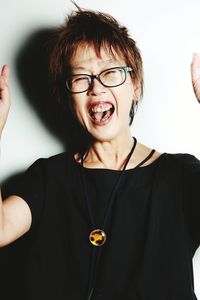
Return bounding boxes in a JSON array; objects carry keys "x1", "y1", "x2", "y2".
[{"x1": 67, "y1": 67, "x2": 128, "y2": 93}]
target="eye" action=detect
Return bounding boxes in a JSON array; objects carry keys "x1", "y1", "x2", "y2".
[
  {"x1": 103, "y1": 69, "x2": 119, "y2": 76},
  {"x1": 71, "y1": 76, "x2": 89, "y2": 83},
  {"x1": 101, "y1": 68, "x2": 123, "y2": 81}
]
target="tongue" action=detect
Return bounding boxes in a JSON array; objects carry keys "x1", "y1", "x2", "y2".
[
  {"x1": 93, "y1": 110, "x2": 112, "y2": 121},
  {"x1": 94, "y1": 112, "x2": 103, "y2": 121}
]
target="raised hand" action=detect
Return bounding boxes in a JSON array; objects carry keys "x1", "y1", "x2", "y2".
[
  {"x1": 0, "y1": 65, "x2": 11, "y2": 135},
  {"x1": 191, "y1": 53, "x2": 200, "y2": 103}
]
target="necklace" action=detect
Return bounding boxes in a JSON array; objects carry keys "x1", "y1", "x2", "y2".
[{"x1": 80, "y1": 137, "x2": 137, "y2": 299}]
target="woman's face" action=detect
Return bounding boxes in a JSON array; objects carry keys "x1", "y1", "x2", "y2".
[{"x1": 69, "y1": 44, "x2": 137, "y2": 142}]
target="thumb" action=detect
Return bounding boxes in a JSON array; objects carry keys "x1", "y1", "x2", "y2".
[
  {"x1": 1, "y1": 64, "x2": 10, "y2": 86},
  {"x1": 191, "y1": 53, "x2": 200, "y2": 103}
]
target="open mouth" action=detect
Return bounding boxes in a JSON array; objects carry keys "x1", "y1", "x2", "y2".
[{"x1": 88, "y1": 102, "x2": 115, "y2": 123}]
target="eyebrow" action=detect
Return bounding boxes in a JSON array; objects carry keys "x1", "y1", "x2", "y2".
[{"x1": 71, "y1": 59, "x2": 121, "y2": 72}]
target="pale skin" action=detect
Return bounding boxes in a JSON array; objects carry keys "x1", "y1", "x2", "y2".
[{"x1": 0, "y1": 50, "x2": 200, "y2": 248}]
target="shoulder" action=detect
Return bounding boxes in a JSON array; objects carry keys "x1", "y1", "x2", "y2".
[
  {"x1": 27, "y1": 152, "x2": 74, "y2": 174},
  {"x1": 164, "y1": 153, "x2": 200, "y2": 171},
  {"x1": 153, "y1": 152, "x2": 200, "y2": 184},
  {"x1": 137, "y1": 141, "x2": 199, "y2": 168},
  {"x1": 35, "y1": 151, "x2": 71, "y2": 163},
  {"x1": 45, "y1": 152, "x2": 71, "y2": 165},
  {"x1": 136, "y1": 141, "x2": 200, "y2": 175}
]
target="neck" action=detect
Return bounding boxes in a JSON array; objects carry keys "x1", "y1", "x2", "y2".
[{"x1": 82, "y1": 133, "x2": 135, "y2": 170}]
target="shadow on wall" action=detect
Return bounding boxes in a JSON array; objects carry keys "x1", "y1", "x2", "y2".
[
  {"x1": 15, "y1": 28, "x2": 68, "y2": 149},
  {"x1": 14, "y1": 28, "x2": 91, "y2": 154}
]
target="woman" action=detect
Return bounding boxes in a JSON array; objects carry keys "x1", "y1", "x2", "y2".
[{"x1": 0, "y1": 8, "x2": 200, "y2": 300}]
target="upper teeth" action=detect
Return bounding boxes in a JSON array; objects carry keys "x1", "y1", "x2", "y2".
[{"x1": 91, "y1": 103, "x2": 112, "y2": 113}]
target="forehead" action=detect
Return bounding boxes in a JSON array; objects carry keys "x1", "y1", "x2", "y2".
[{"x1": 70, "y1": 44, "x2": 126, "y2": 69}]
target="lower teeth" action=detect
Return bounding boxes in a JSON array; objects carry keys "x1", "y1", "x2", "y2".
[{"x1": 90, "y1": 107, "x2": 114, "y2": 122}]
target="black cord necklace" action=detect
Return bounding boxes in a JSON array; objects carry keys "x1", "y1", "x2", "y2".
[{"x1": 80, "y1": 137, "x2": 137, "y2": 300}]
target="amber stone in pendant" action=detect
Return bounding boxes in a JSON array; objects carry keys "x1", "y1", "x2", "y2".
[{"x1": 89, "y1": 229, "x2": 106, "y2": 246}]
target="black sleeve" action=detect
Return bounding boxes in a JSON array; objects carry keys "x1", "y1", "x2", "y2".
[
  {"x1": 180, "y1": 154, "x2": 200, "y2": 253},
  {"x1": 4, "y1": 158, "x2": 45, "y2": 232}
]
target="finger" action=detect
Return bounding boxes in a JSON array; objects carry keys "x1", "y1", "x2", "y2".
[
  {"x1": 0, "y1": 75, "x2": 7, "y2": 90},
  {"x1": 191, "y1": 53, "x2": 200, "y2": 80},
  {"x1": 0, "y1": 76, "x2": 10, "y2": 102},
  {"x1": 1, "y1": 65, "x2": 10, "y2": 85},
  {"x1": 191, "y1": 53, "x2": 200, "y2": 102}
]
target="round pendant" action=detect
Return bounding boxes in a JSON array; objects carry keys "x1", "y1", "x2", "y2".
[{"x1": 89, "y1": 229, "x2": 106, "y2": 246}]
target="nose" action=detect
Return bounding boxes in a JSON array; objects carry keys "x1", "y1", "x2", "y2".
[{"x1": 88, "y1": 77, "x2": 106, "y2": 95}]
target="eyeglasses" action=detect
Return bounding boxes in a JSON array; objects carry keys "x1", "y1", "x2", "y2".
[{"x1": 66, "y1": 66, "x2": 133, "y2": 93}]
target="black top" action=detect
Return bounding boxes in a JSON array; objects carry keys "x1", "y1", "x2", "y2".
[{"x1": 1, "y1": 151, "x2": 200, "y2": 300}]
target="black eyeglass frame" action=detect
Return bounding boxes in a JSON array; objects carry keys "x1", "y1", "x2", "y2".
[{"x1": 66, "y1": 66, "x2": 133, "y2": 94}]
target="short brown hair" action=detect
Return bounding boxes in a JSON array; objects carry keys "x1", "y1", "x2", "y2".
[{"x1": 49, "y1": 9, "x2": 143, "y2": 100}]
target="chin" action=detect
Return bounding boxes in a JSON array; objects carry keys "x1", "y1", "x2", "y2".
[{"x1": 87, "y1": 129, "x2": 122, "y2": 144}]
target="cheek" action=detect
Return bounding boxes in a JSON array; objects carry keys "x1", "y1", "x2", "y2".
[
  {"x1": 71, "y1": 95, "x2": 82, "y2": 114},
  {"x1": 71, "y1": 97, "x2": 88, "y2": 125},
  {"x1": 116, "y1": 84, "x2": 134, "y2": 109},
  {"x1": 125, "y1": 80, "x2": 136, "y2": 97}
]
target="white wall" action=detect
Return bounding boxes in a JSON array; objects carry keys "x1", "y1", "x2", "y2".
[{"x1": 0, "y1": 0, "x2": 200, "y2": 297}]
